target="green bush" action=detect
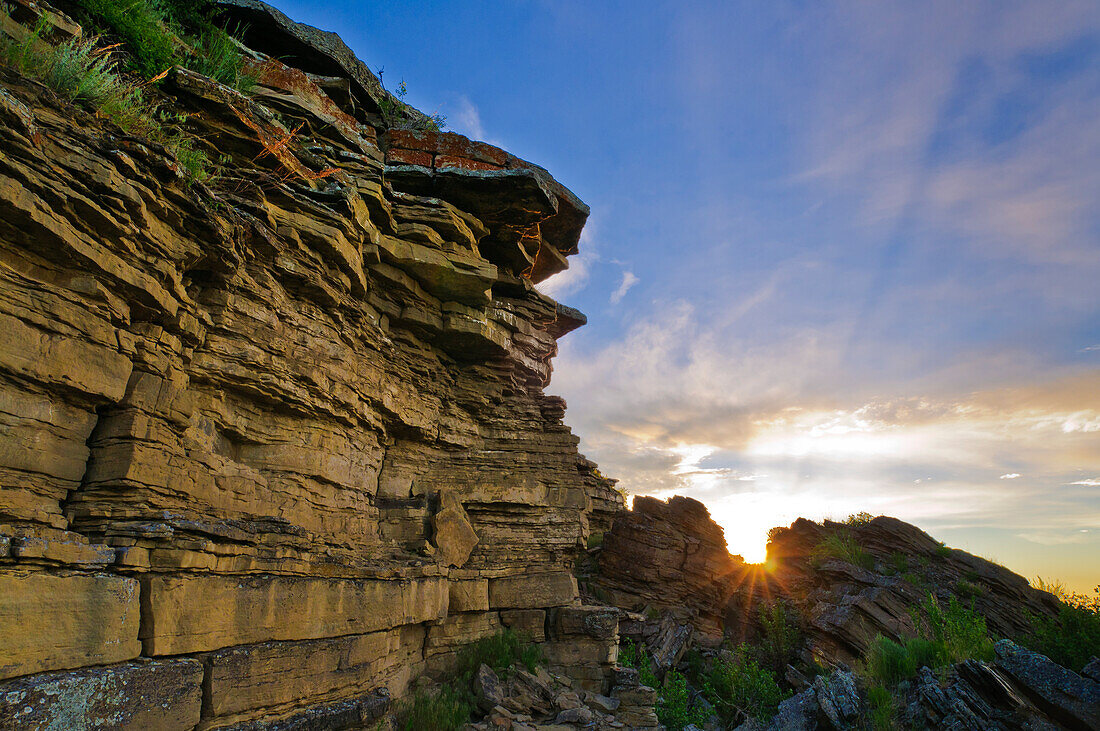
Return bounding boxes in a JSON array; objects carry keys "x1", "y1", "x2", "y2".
[
  {"x1": 956, "y1": 579, "x2": 985, "y2": 600},
  {"x1": 915, "y1": 593, "x2": 993, "y2": 666},
  {"x1": 865, "y1": 593, "x2": 993, "y2": 692},
  {"x1": 1025, "y1": 585, "x2": 1100, "y2": 673},
  {"x1": 619, "y1": 638, "x2": 658, "y2": 687},
  {"x1": 395, "y1": 686, "x2": 470, "y2": 731},
  {"x1": 753, "y1": 602, "x2": 802, "y2": 674},
  {"x1": 843, "y1": 511, "x2": 875, "y2": 526},
  {"x1": 3, "y1": 19, "x2": 142, "y2": 117},
  {"x1": 73, "y1": 0, "x2": 255, "y2": 91},
  {"x1": 455, "y1": 628, "x2": 543, "y2": 679},
  {"x1": 704, "y1": 648, "x2": 789, "y2": 723},
  {"x1": 75, "y1": 0, "x2": 178, "y2": 78},
  {"x1": 655, "y1": 668, "x2": 711, "y2": 731},
  {"x1": 810, "y1": 529, "x2": 874, "y2": 571},
  {"x1": 865, "y1": 635, "x2": 937, "y2": 684},
  {"x1": 0, "y1": 19, "x2": 212, "y2": 182},
  {"x1": 866, "y1": 684, "x2": 896, "y2": 731},
  {"x1": 934, "y1": 542, "x2": 953, "y2": 558}
]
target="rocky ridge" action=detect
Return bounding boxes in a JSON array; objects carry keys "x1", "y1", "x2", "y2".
[
  {"x1": 593, "y1": 496, "x2": 1099, "y2": 730},
  {"x1": 0, "y1": 1, "x2": 625, "y2": 728}
]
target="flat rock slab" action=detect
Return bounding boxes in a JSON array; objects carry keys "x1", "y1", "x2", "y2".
[
  {"x1": 0, "y1": 658, "x2": 202, "y2": 730},
  {"x1": 141, "y1": 574, "x2": 448, "y2": 655},
  {"x1": 0, "y1": 572, "x2": 141, "y2": 680}
]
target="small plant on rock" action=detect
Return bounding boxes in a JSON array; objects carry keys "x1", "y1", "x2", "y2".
[
  {"x1": 1025, "y1": 582, "x2": 1100, "y2": 673},
  {"x1": 395, "y1": 686, "x2": 470, "y2": 731},
  {"x1": 752, "y1": 601, "x2": 802, "y2": 674},
  {"x1": 704, "y1": 646, "x2": 790, "y2": 724},
  {"x1": 810, "y1": 529, "x2": 874, "y2": 571},
  {"x1": 655, "y1": 668, "x2": 711, "y2": 731},
  {"x1": 843, "y1": 511, "x2": 875, "y2": 526}
]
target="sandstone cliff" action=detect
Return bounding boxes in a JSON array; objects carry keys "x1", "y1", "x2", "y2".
[{"x1": 0, "y1": 1, "x2": 624, "y2": 727}]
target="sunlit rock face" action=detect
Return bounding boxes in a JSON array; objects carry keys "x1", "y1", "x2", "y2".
[{"x1": 0, "y1": 1, "x2": 621, "y2": 726}]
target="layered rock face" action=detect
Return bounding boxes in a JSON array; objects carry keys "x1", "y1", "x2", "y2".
[
  {"x1": 593, "y1": 496, "x2": 748, "y2": 640},
  {"x1": 765, "y1": 516, "x2": 1062, "y2": 666},
  {"x1": 0, "y1": 1, "x2": 621, "y2": 727}
]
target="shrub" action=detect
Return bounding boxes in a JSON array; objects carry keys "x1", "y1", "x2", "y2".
[
  {"x1": 866, "y1": 684, "x2": 896, "y2": 731},
  {"x1": 587, "y1": 531, "x2": 604, "y2": 549},
  {"x1": 1025, "y1": 584, "x2": 1100, "y2": 673},
  {"x1": 3, "y1": 19, "x2": 142, "y2": 117},
  {"x1": 753, "y1": 602, "x2": 802, "y2": 674},
  {"x1": 186, "y1": 26, "x2": 257, "y2": 92},
  {"x1": 75, "y1": 0, "x2": 178, "y2": 78},
  {"x1": 454, "y1": 628, "x2": 542, "y2": 679},
  {"x1": 934, "y1": 542, "x2": 953, "y2": 558},
  {"x1": 704, "y1": 648, "x2": 789, "y2": 723},
  {"x1": 619, "y1": 638, "x2": 658, "y2": 687},
  {"x1": 883, "y1": 552, "x2": 909, "y2": 576},
  {"x1": 395, "y1": 686, "x2": 470, "y2": 731},
  {"x1": 915, "y1": 593, "x2": 993, "y2": 666},
  {"x1": 865, "y1": 635, "x2": 937, "y2": 684},
  {"x1": 810, "y1": 529, "x2": 874, "y2": 571},
  {"x1": 655, "y1": 668, "x2": 711, "y2": 731},
  {"x1": 864, "y1": 593, "x2": 992, "y2": 692},
  {"x1": 0, "y1": 20, "x2": 212, "y2": 182},
  {"x1": 73, "y1": 0, "x2": 256, "y2": 92},
  {"x1": 843, "y1": 511, "x2": 875, "y2": 526},
  {"x1": 956, "y1": 579, "x2": 985, "y2": 600}
]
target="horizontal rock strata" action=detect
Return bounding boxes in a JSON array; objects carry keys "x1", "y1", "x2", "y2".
[{"x1": 0, "y1": 1, "x2": 621, "y2": 728}]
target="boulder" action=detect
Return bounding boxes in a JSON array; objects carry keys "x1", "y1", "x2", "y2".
[
  {"x1": 474, "y1": 664, "x2": 506, "y2": 713},
  {"x1": 431, "y1": 490, "x2": 479, "y2": 568},
  {"x1": 993, "y1": 639, "x2": 1100, "y2": 729}
]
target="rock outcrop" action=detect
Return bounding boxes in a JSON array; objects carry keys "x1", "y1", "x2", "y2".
[
  {"x1": 0, "y1": 1, "x2": 622, "y2": 727},
  {"x1": 764, "y1": 517, "x2": 1062, "y2": 666},
  {"x1": 593, "y1": 495, "x2": 747, "y2": 639}
]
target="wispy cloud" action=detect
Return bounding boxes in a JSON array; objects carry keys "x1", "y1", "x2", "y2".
[
  {"x1": 1070, "y1": 478, "x2": 1100, "y2": 487},
  {"x1": 1000, "y1": 473, "x2": 1021, "y2": 479},
  {"x1": 610, "y1": 271, "x2": 638, "y2": 304},
  {"x1": 451, "y1": 94, "x2": 487, "y2": 141}
]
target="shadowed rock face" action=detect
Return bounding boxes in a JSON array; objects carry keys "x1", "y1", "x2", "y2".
[
  {"x1": 765, "y1": 517, "x2": 1062, "y2": 665},
  {"x1": 593, "y1": 496, "x2": 747, "y2": 639},
  {"x1": 0, "y1": 1, "x2": 622, "y2": 727}
]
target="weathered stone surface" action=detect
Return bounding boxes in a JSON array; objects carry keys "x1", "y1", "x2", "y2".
[
  {"x1": 432, "y1": 490, "x2": 480, "y2": 568},
  {"x1": 474, "y1": 663, "x2": 506, "y2": 712},
  {"x1": 141, "y1": 574, "x2": 448, "y2": 655},
  {"x1": 214, "y1": 688, "x2": 390, "y2": 731},
  {"x1": 595, "y1": 496, "x2": 743, "y2": 638},
  {"x1": 203, "y1": 626, "x2": 423, "y2": 722},
  {"x1": 0, "y1": 572, "x2": 141, "y2": 679},
  {"x1": 490, "y1": 572, "x2": 579, "y2": 609},
  {"x1": 501, "y1": 609, "x2": 547, "y2": 642},
  {"x1": 0, "y1": 658, "x2": 202, "y2": 730},
  {"x1": 449, "y1": 578, "x2": 490, "y2": 613},
  {"x1": 993, "y1": 639, "x2": 1100, "y2": 729},
  {"x1": 0, "y1": 2, "x2": 622, "y2": 726}
]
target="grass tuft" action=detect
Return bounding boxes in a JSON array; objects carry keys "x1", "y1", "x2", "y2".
[
  {"x1": 810, "y1": 529, "x2": 874, "y2": 571},
  {"x1": 395, "y1": 686, "x2": 470, "y2": 731},
  {"x1": 1, "y1": 16, "x2": 211, "y2": 183}
]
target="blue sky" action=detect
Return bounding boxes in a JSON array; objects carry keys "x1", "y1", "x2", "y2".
[{"x1": 273, "y1": 1, "x2": 1100, "y2": 591}]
